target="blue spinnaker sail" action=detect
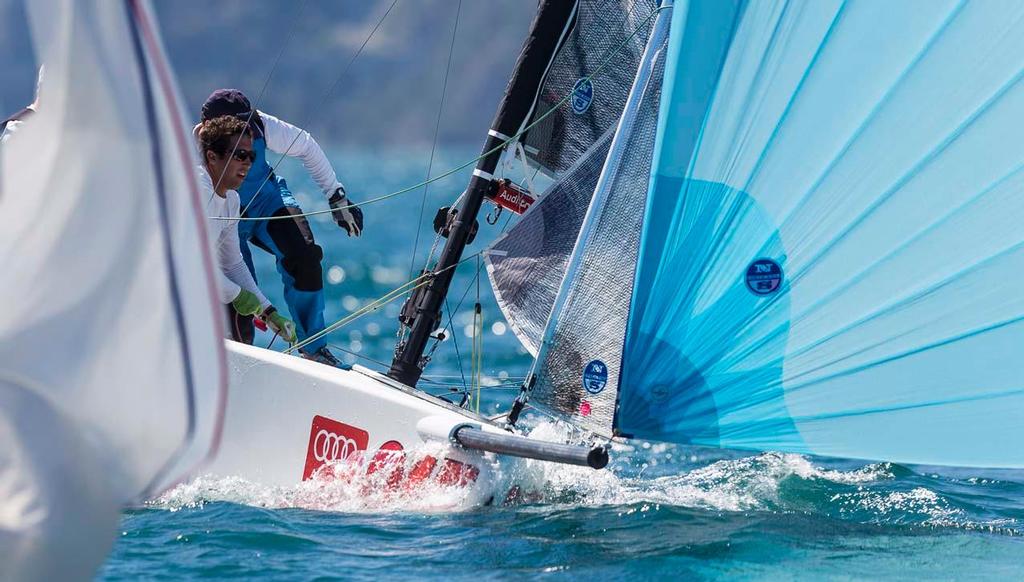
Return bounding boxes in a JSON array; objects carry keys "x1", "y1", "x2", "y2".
[{"x1": 617, "y1": 0, "x2": 1024, "y2": 467}]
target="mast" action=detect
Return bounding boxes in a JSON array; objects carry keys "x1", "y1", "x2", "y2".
[{"x1": 389, "y1": 0, "x2": 578, "y2": 387}]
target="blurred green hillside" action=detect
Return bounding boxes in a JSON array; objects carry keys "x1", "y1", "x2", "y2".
[{"x1": 1, "y1": 0, "x2": 534, "y2": 147}]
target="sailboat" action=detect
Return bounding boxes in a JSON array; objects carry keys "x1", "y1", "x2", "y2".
[
  {"x1": 11, "y1": 0, "x2": 1020, "y2": 574},
  {"x1": 197, "y1": 0, "x2": 1024, "y2": 495}
]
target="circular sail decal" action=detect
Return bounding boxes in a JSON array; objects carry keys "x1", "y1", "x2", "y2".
[
  {"x1": 582, "y1": 360, "x2": 608, "y2": 394},
  {"x1": 571, "y1": 78, "x2": 594, "y2": 115},
  {"x1": 745, "y1": 258, "x2": 783, "y2": 296}
]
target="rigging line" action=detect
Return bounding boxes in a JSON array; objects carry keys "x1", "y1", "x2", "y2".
[
  {"x1": 423, "y1": 382, "x2": 523, "y2": 389},
  {"x1": 419, "y1": 375, "x2": 523, "y2": 387},
  {"x1": 400, "y1": 1, "x2": 462, "y2": 344},
  {"x1": 328, "y1": 342, "x2": 392, "y2": 369},
  {"x1": 471, "y1": 291, "x2": 479, "y2": 410},
  {"x1": 409, "y1": 0, "x2": 462, "y2": 280},
  {"x1": 286, "y1": 272, "x2": 426, "y2": 354},
  {"x1": 401, "y1": 198, "x2": 457, "y2": 344},
  {"x1": 423, "y1": 385, "x2": 523, "y2": 395},
  {"x1": 209, "y1": 0, "x2": 309, "y2": 202},
  {"x1": 325, "y1": 342, "x2": 523, "y2": 386},
  {"x1": 445, "y1": 296, "x2": 470, "y2": 394},
  {"x1": 213, "y1": 4, "x2": 670, "y2": 223},
  {"x1": 475, "y1": 255, "x2": 482, "y2": 413},
  {"x1": 286, "y1": 249, "x2": 484, "y2": 354},
  {"x1": 431, "y1": 268, "x2": 480, "y2": 351},
  {"x1": 421, "y1": 377, "x2": 528, "y2": 381},
  {"x1": 423, "y1": 264, "x2": 483, "y2": 392},
  {"x1": 239, "y1": 0, "x2": 401, "y2": 218},
  {"x1": 423, "y1": 268, "x2": 479, "y2": 390}
]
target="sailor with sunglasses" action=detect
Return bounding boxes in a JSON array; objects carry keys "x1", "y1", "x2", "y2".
[
  {"x1": 199, "y1": 115, "x2": 297, "y2": 344},
  {"x1": 199, "y1": 89, "x2": 362, "y2": 367}
]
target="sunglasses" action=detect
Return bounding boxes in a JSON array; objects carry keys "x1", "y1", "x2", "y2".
[{"x1": 231, "y1": 149, "x2": 256, "y2": 163}]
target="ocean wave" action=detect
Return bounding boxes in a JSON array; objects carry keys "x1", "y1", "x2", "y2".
[{"x1": 151, "y1": 422, "x2": 1023, "y2": 537}]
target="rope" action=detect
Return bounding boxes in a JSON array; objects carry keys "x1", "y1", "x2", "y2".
[
  {"x1": 211, "y1": 4, "x2": 670, "y2": 222},
  {"x1": 266, "y1": 332, "x2": 281, "y2": 350},
  {"x1": 328, "y1": 342, "x2": 392, "y2": 369},
  {"x1": 423, "y1": 384, "x2": 522, "y2": 394},
  {"x1": 434, "y1": 270, "x2": 479, "y2": 384},
  {"x1": 443, "y1": 297, "x2": 469, "y2": 393},
  {"x1": 285, "y1": 271, "x2": 427, "y2": 355},
  {"x1": 472, "y1": 256, "x2": 483, "y2": 412},
  {"x1": 424, "y1": 374, "x2": 526, "y2": 381},
  {"x1": 284, "y1": 250, "x2": 484, "y2": 354},
  {"x1": 409, "y1": 0, "x2": 461, "y2": 280},
  {"x1": 239, "y1": 0, "x2": 401, "y2": 218}
]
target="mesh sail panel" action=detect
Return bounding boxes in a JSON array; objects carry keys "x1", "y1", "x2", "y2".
[
  {"x1": 485, "y1": 132, "x2": 613, "y2": 356},
  {"x1": 522, "y1": 0, "x2": 658, "y2": 176},
  {"x1": 529, "y1": 24, "x2": 668, "y2": 437}
]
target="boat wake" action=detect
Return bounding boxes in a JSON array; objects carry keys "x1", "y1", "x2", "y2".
[{"x1": 150, "y1": 422, "x2": 1023, "y2": 535}]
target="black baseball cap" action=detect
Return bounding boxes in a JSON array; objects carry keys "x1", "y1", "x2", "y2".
[
  {"x1": 201, "y1": 89, "x2": 264, "y2": 136},
  {"x1": 201, "y1": 89, "x2": 252, "y2": 120}
]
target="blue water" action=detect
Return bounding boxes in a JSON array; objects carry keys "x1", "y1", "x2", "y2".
[{"x1": 99, "y1": 150, "x2": 1024, "y2": 580}]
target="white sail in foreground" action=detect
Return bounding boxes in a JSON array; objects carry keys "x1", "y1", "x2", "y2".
[{"x1": 0, "y1": 0, "x2": 226, "y2": 578}]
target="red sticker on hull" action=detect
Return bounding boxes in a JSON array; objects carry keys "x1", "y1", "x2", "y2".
[
  {"x1": 366, "y1": 440, "x2": 406, "y2": 490},
  {"x1": 303, "y1": 415, "x2": 369, "y2": 480}
]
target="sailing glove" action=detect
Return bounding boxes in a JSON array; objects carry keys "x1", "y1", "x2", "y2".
[
  {"x1": 329, "y1": 187, "x2": 364, "y2": 237},
  {"x1": 231, "y1": 289, "x2": 262, "y2": 316},
  {"x1": 261, "y1": 306, "x2": 297, "y2": 343}
]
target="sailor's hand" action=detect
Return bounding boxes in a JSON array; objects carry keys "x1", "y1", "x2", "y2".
[
  {"x1": 231, "y1": 289, "x2": 262, "y2": 316},
  {"x1": 261, "y1": 306, "x2": 297, "y2": 343},
  {"x1": 329, "y1": 187, "x2": 364, "y2": 237}
]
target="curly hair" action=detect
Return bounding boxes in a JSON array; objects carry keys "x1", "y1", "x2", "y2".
[{"x1": 198, "y1": 115, "x2": 251, "y2": 157}]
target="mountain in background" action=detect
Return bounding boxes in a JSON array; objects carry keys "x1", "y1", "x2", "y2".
[{"x1": 1, "y1": 0, "x2": 534, "y2": 147}]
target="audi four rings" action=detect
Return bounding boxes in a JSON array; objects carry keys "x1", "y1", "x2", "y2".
[{"x1": 312, "y1": 429, "x2": 360, "y2": 462}]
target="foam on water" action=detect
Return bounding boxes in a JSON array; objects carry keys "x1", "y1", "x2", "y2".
[
  {"x1": 152, "y1": 442, "x2": 493, "y2": 514},
  {"x1": 149, "y1": 420, "x2": 1021, "y2": 536}
]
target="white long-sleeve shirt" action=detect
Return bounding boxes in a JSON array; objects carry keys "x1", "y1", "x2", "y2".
[
  {"x1": 258, "y1": 110, "x2": 344, "y2": 197},
  {"x1": 193, "y1": 111, "x2": 344, "y2": 198},
  {"x1": 199, "y1": 165, "x2": 271, "y2": 308}
]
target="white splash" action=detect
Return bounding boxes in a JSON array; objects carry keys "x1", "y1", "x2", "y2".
[
  {"x1": 151, "y1": 422, "x2": 910, "y2": 517},
  {"x1": 153, "y1": 442, "x2": 496, "y2": 514}
]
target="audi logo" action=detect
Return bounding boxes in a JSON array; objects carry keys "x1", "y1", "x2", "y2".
[{"x1": 312, "y1": 429, "x2": 360, "y2": 462}]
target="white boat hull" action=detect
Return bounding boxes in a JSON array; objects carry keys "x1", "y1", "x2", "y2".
[{"x1": 199, "y1": 341, "x2": 503, "y2": 489}]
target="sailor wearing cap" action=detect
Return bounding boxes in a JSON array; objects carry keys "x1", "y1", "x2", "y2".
[{"x1": 198, "y1": 89, "x2": 362, "y2": 367}]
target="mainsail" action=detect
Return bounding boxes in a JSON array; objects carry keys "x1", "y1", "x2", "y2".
[
  {"x1": 486, "y1": 132, "x2": 612, "y2": 355},
  {"x1": 524, "y1": 7, "x2": 671, "y2": 437},
  {"x1": 613, "y1": 0, "x2": 1024, "y2": 467},
  {"x1": 0, "y1": 0, "x2": 226, "y2": 576},
  {"x1": 487, "y1": 0, "x2": 660, "y2": 357},
  {"x1": 517, "y1": 0, "x2": 661, "y2": 177}
]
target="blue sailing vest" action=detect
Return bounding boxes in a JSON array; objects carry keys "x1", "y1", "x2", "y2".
[{"x1": 236, "y1": 134, "x2": 296, "y2": 219}]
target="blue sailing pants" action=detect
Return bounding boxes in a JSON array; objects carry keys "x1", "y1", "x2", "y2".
[{"x1": 231, "y1": 178, "x2": 328, "y2": 353}]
